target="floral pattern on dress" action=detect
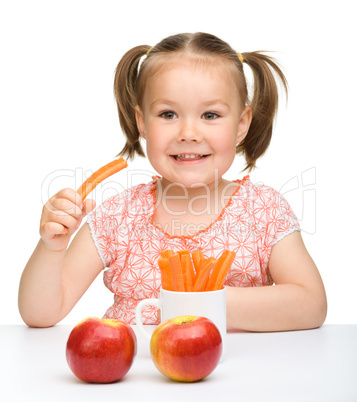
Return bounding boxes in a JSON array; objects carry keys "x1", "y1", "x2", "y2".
[{"x1": 87, "y1": 176, "x2": 300, "y2": 324}]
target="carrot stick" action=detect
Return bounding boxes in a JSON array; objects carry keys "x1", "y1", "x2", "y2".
[
  {"x1": 205, "y1": 250, "x2": 229, "y2": 291},
  {"x1": 179, "y1": 253, "x2": 194, "y2": 292},
  {"x1": 193, "y1": 257, "x2": 217, "y2": 292},
  {"x1": 206, "y1": 251, "x2": 236, "y2": 291},
  {"x1": 77, "y1": 158, "x2": 128, "y2": 201},
  {"x1": 178, "y1": 250, "x2": 196, "y2": 286},
  {"x1": 161, "y1": 250, "x2": 175, "y2": 259},
  {"x1": 192, "y1": 250, "x2": 204, "y2": 274},
  {"x1": 158, "y1": 257, "x2": 173, "y2": 291},
  {"x1": 168, "y1": 254, "x2": 185, "y2": 292},
  {"x1": 177, "y1": 250, "x2": 190, "y2": 258}
]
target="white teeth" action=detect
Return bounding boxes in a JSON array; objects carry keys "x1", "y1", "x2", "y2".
[
  {"x1": 177, "y1": 154, "x2": 201, "y2": 158},
  {"x1": 173, "y1": 154, "x2": 208, "y2": 161}
]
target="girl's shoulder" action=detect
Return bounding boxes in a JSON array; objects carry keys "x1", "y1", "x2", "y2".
[
  {"x1": 238, "y1": 175, "x2": 288, "y2": 204},
  {"x1": 232, "y1": 176, "x2": 300, "y2": 243},
  {"x1": 234, "y1": 175, "x2": 298, "y2": 222}
]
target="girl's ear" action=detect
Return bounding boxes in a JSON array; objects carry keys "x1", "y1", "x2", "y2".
[
  {"x1": 135, "y1": 106, "x2": 146, "y2": 139},
  {"x1": 236, "y1": 106, "x2": 252, "y2": 144}
]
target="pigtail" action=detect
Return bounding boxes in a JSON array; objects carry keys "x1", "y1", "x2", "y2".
[
  {"x1": 238, "y1": 52, "x2": 288, "y2": 171},
  {"x1": 114, "y1": 45, "x2": 150, "y2": 159}
]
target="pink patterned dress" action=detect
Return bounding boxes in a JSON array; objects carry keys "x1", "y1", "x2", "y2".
[{"x1": 87, "y1": 175, "x2": 300, "y2": 324}]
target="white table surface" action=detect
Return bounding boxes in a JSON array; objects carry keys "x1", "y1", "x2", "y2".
[{"x1": 1, "y1": 324, "x2": 356, "y2": 402}]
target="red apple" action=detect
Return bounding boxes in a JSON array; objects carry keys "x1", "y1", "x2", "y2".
[
  {"x1": 66, "y1": 317, "x2": 137, "y2": 383},
  {"x1": 150, "y1": 315, "x2": 222, "y2": 382}
]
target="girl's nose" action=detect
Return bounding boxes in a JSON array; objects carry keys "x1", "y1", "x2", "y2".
[{"x1": 177, "y1": 120, "x2": 202, "y2": 142}]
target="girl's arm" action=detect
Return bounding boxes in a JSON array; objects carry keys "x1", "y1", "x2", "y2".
[
  {"x1": 18, "y1": 189, "x2": 103, "y2": 327},
  {"x1": 226, "y1": 231, "x2": 327, "y2": 332}
]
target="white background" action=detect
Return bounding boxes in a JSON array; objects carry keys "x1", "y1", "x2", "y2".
[{"x1": 1, "y1": 0, "x2": 356, "y2": 325}]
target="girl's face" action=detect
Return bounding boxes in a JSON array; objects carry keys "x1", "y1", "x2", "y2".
[{"x1": 135, "y1": 57, "x2": 251, "y2": 189}]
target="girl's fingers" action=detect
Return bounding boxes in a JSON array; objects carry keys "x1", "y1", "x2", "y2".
[
  {"x1": 82, "y1": 199, "x2": 96, "y2": 216},
  {"x1": 47, "y1": 188, "x2": 82, "y2": 214},
  {"x1": 50, "y1": 198, "x2": 82, "y2": 218},
  {"x1": 41, "y1": 221, "x2": 69, "y2": 239},
  {"x1": 41, "y1": 189, "x2": 94, "y2": 244},
  {"x1": 56, "y1": 188, "x2": 83, "y2": 207},
  {"x1": 46, "y1": 193, "x2": 83, "y2": 219},
  {"x1": 47, "y1": 211, "x2": 78, "y2": 234}
]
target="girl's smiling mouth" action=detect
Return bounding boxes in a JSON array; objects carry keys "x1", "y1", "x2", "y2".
[{"x1": 171, "y1": 154, "x2": 210, "y2": 162}]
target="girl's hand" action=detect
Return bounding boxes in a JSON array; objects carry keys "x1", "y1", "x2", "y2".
[{"x1": 40, "y1": 188, "x2": 96, "y2": 252}]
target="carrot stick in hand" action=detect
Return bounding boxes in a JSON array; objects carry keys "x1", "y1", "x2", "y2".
[{"x1": 77, "y1": 158, "x2": 128, "y2": 201}]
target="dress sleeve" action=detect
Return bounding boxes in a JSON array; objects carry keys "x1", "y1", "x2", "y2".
[
  {"x1": 263, "y1": 187, "x2": 301, "y2": 247},
  {"x1": 86, "y1": 194, "x2": 127, "y2": 269}
]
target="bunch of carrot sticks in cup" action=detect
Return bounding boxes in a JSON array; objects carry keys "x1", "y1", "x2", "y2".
[{"x1": 158, "y1": 249, "x2": 236, "y2": 292}]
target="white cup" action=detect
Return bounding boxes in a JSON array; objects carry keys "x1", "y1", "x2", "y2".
[{"x1": 135, "y1": 287, "x2": 227, "y2": 358}]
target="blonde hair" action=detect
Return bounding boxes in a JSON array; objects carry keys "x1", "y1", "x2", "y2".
[{"x1": 114, "y1": 32, "x2": 287, "y2": 171}]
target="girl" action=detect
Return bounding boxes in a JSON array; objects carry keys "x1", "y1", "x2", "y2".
[{"x1": 18, "y1": 32, "x2": 327, "y2": 331}]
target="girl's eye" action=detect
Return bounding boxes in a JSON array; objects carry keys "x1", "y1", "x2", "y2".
[
  {"x1": 160, "y1": 111, "x2": 177, "y2": 119},
  {"x1": 202, "y1": 112, "x2": 219, "y2": 120}
]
